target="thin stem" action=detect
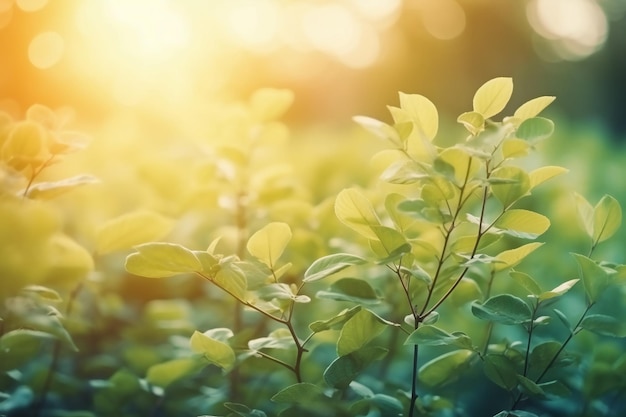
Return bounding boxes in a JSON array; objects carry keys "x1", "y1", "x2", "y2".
[
  {"x1": 523, "y1": 304, "x2": 539, "y2": 377},
  {"x1": 255, "y1": 350, "x2": 297, "y2": 374},
  {"x1": 408, "y1": 344, "x2": 419, "y2": 417},
  {"x1": 22, "y1": 154, "x2": 57, "y2": 198}
]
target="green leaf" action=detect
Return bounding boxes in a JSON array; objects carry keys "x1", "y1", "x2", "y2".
[
  {"x1": 317, "y1": 278, "x2": 380, "y2": 305},
  {"x1": 513, "y1": 96, "x2": 556, "y2": 121},
  {"x1": 337, "y1": 309, "x2": 389, "y2": 356},
  {"x1": 439, "y1": 147, "x2": 480, "y2": 185},
  {"x1": 303, "y1": 253, "x2": 367, "y2": 282},
  {"x1": 580, "y1": 314, "x2": 626, "y2": 337},
  {"x1": 457, "y1": 111, "x2": 484, "y2": 135},
  {"x1": 16, "y1": 312, "x2": 79, "y2": 352},
  {"x1": 323, "y1": 346, "x2": 388, "y2": 389},
  {"x1": 369, "y1": 225, "x2": 410, "y2": 260},
  {"x1": 0, "y1": 330, "x2": 56, "y2": 371},
  {"x1": 537, "y1": 279, "x2": 579, "y2": 302},
  {"x1": 146, "y1": 358, "x2": 199, "y2": 388},
  {"x1": 248, "y1": 328, "x2": 293, "y2": 351},
  {"x1": 335, "y1": 188, "x2": 381, "y2": 240},
  {"x1": 190, "y1": 329, "x2": 236, "y2": 370},
  {"x1": 371, "y1": 393, "x2": 404, "y2": 415},
  {"x1": 271, "y1": 383, "x2": 327, "y2": 404},
  {"x1": 592, "y1": 195, "x2": 622, "y2": 244},
  {"x1": 528, "y1": 166, "x2": 568, "y2": 189},
  {"x1": 471, "y1": 294, "x2": 532, "y2": 325},
  {"x1": 502, "y1": 138, "x2": 530, "y2": 159},
  {"x1": 223, "y1": 402, "x2": 268, "y2": 417},
  {"x1": 490, "y1": 166, "x2": 531, "y2": 208},
  {"x1": 553, "y1": 308, "x2": 572, "y2": 331},
  {"x1": 494, "y1": 209, "x2": 550, "y2": 239},
  {"x1": 538, "y1": 380, "x2": 571, "y2": 398},
  {"x1": 473, "y1": 77, "x2": 513, "y2": 119},
  {"x1": 573, "y1": 192, "x2": 594, "y2": 238},
  {"x1": 517, "y1": 374, "x2": 545, "y2": 397},
  {"x1": 510, "y1": 271, "x2": 542, "y2": 296},
  {"x1": 484, "y1": 354, "x2": 518, "y2": 390},
  {"x1": 309, "y1": 306, "x2": 362, "y2": 333},
  {"x1": 353, "y1": 115, "x2": 402, "y2": 148},
  {"x1": 398, "y1": 92, "x2": 438, "y2": 140},
  {"x1": 96, "y1": 210, "x2": 174, "y2": 255},
  {"x1": 494, "y1": 242, "x2": 543, "y2": 272},
  {"x1": 21, "y1": 285, "x2": 62, "y2": 302},
  {"x1": 246, "y1": 222, "x2": 292, "y2": 268},
  {"x1": 405, "y1": 325, "x2": 473, "y2": 350},
  {"x1": 516, "y1": 117, "x2": 554, "y2": 142},
  {"x1": 529, "y1": 341, "x2": 562, "y2": 372},
  {"x1": 418, "y1": 349, "x2": 474, "y2": 387},
  {"x1": 125, "y1": 243, "x2": 201, "y2": 278},
  {"x1": 573, "y1": 253, "x2": 609, "y2": 303},
  {"x1": 213, "y1": 262, "x2": 247, "y2": 300}
]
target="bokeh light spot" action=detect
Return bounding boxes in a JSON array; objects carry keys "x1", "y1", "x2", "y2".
[
  {"x1": 419, "y1": 0, "x2": 466, "y2": 41},
  {"x1": 302, "y1": 4, "x2": 361, "y2": 57},
  {"x1": 28, "y1": 31, "x2": 64, "y2": 69},
  {"x1": 226, "y1": 0, "x2": 280, "y2": 51},
  {"x1": 16, "y1": 0, "x2": 48, "y2": 12}
]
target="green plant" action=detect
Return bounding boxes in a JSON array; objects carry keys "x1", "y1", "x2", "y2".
[{"x1": 121, "y1": 78, "x2": 626, "y2": 417}]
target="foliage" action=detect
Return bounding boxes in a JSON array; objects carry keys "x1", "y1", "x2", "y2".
[{"x1": 1, "y1": 80, "x2": 626, "y2": 417}]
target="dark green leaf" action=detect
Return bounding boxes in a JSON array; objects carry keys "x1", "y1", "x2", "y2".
[
  {"x1": 528, "y1": 341, "x2": 562, "y2": 372},
  {"x1": 517, "y1": 374, "x2": 545, "y2": 397},
  {"x1": 271, "y1": 383, "x2": 327, "y2": 404},
  {"x1": 418, "y1": 350, "x2": 475, "y2": 387},
  {"x1": 483, "y1": 354, "x2": 518, "y2": 390},
  {"x1": 580, "y1": 314, "x2": 626, "y2": 337},
  {"x1": 405, "y1": 325, "x2": 473, "y2": 350},
  {"x1": 323, "y1": 346, "x2": 388, "y2": 389},
  {"x1": 316, "y1": 278, "x2": 380, "y2": 305},
  {"x1": 224, "y1": 402, "x2": 268, "y2": 417}
]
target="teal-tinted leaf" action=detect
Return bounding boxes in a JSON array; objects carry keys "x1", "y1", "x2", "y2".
[
  {"x1": 553, "y1": 308, "x2": 571, "y2": 331},
  {"x1": 308, "y1": 306, "x2": 362, "y2": 333},
  {"x1": 483, "y1": 354, "x2": 518, "y2": 390},
  {"x1": 125, "y1": 243, "x2": 201, "y2": 278},
  {"x1": 0, "y1": 386, "x2": 34, "y2": 413},
  {"x1": 471, "y1": 294, "x2": 532, "y2": 325},
  {"x1": 271, "y1": 383, "x2": 326, "y2": 404},
  {"x1": 580, "y1": 314, "x2": 626, "y2": 337},
  {"x1": 323, "y1": 346, "x2": 388, "y2": 389},
  {"x1": 371, "y1": 393, "x2": 404, "y2": 416},
  {"x1": 0, "y1": 330, "x2": 55, "y2": 371},
  {"x1": 418, "y1": 350, "x2": 474, "y2": 387},
  {"x1": 337, "y1": 309, "x2": 390, "y2": 356},
  {"x1": 516, "y1": 117, "x2": 554, "y2": 142},
  {"x1": 494, "y1": 411, "x2": 539, "y2": 417},
  {"x1": 538, "y1": 279, "x2": 579, "y2": 302},
  {"x1": 146, "y1": 358, "x2": 199, "y2": 388},
  {"x1": 529, "y1": 341, "x2": 562, "y2": 372},
  {"x1": 572, "y1": 253, "x2": 609, "y2": 303},
  {"x1": 317, "y1": 277, "x2": 380, "y2": 305},
  {"x1": 349, "y1": 381, "x2": 374, "y2": 398},
  {"x1": 517, "y1": 374, "x2": 545, "y2": 397},
  {"x1": 538, "y1": 380, "x2": 571, "y2": 398},
  {"x1": 190, "y1": 329, "x2": 235, "y2": 370},
  {"x1": 405, "y1": 325, "x2": 473, "y2": 350},
  {"x1": 223, "y1": 402, "x2": 268, "y2": 417},
  {"x1": 592, "y1": 195, "x2": 622, "y2": 244},
  {"x1": 510, "y1": 271, "x2": 542, "y2": 296},
  {"x1": 304, "y1": 253, "x2": 367, "y2": 282}
]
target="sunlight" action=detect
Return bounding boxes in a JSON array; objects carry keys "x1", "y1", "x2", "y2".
[
  {"x1": 28, "y1": 31, "x2": 64, "y2": 69},
  {"x1": 527, "y1": 0, "x2": 607, "y2": 60},
  {"x1": 224, "y1": 0, "x2": 280, "y2": 52}
]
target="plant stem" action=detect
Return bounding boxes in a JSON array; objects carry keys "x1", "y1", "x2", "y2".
[
  {"x1": 523, "y1": 305, "x2": 539, "y2": 377},
  {"x1": 408, "y1": 343, "x2": 419, "y2": 417}
]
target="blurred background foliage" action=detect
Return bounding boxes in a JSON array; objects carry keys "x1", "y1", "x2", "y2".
[{"x1": 1, "y1": 1, "x2": 626, "y2": 415}]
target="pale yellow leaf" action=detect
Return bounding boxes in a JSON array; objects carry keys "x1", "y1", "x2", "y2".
[
  {"x1": 335, "y1": 188, "x2": 381, "y2": 240},
  {"x1": 96, "y1": 210, "x2": 175, "y2": 255},
  {"x1": 529, "y1": 166, "x2": 568, "y2": 189},
  {"x1": 513, "y1": 96, "x2": 556, "y2": 121},
  {"x1": 398, "y1": 93, "x2": 439, "y2": 141},
  {"x1": 473, "y1": 77, "x2": 513, "y2": 119},
  {"x1": 246, "y1": 222, "x2": 292, "y2": 267}
]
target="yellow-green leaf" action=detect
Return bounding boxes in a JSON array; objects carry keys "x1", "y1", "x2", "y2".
[
  {"x1": 494, "y1": 242, "x2": 543, "y2": 272},
  {"x1": 337, "y1": 309, "x2": 389, "y2": 356},
  {"x1": 96, "y1": 210, "x2": 174, "y2": 255},
  {"x1": 190, "y1": 329, "x2": 235, "y2": 370},
  {"x1": 418, "y1": 350, "x2": 474, "y2": 387},
  {"x1": 246, "y1": 222, "x2": 292, "y2": 267},
  {"x1": 502, "y1": 138, "x2": 530, "y2": 160},
  {"x1": 490, "y1": 166, "x2": 530, "y2": 208},
  {"x1": 593, "y1": 195, "x2": 622, "y2": 244},
  {"x1": 513, "y1": 96, "x2": 556, "y2": 121},
  {"x1": 335, "y1": 188, "x2": 380, "y2": 240},
  {"x1": 457, "y1": 111, "x2": 484, "y2": 136},
  {"x1": 538, "y1": 279, "x2": 579, "y2": 302},
  {"x1": 529, "y1": 166, "x2": 568, "y2": 189},
  {"x1": 398, "y1": 92, "x2": 438, "y2": 141},
  {"x1": 439, "y1": 147, "x2": 480, "y2": 185},
  {"x1": 213, "y1": 262, "x2": 247, "y2": 300},
  {"x1": 573, "y1": 192, "x2": 594, "y2": 238},
  {"x1": 353, "y1": 116, "x2": 402, "y2": 148},
  {"x1": 473, "y1": 77, "x2": 513, "y2": 119},
  {"x1": 125, "y1": 243, "x2": 201, "y2": 278},
  {"x1": 146, "y1": 358, "x2": 198, "y2": 388},
  {"x1": 494, "y1": 209, "x2": 550, "y2": 239}
]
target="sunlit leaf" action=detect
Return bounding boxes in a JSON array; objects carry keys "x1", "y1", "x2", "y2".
[
  {"x1": 309, "y1": 306, "x2": 362, "y2": 333},
  {"x1": 249, "y1": 329, "x2": 293, "y2": 351},
  {"x1": 513, "y1": 96, "x2": 556, "y2": 121},
  {"x1": 490, "y1": 166, "x2": 530, "y2": 208},
  {"x1": 473, "y1": 77, "x2": 513, "y2": 119},
  {"x1": 335, "y1": 188, "x2": 381, "y2": 240},
  {"x1": 304, "y1": 253, "x2": 367, "y2": 282},
  {"x1": 246, "y1": 222, "x2": 291, "y2": 268},
  {"x1": 418, "y1": 349, "x2": 474, "y2": 387},
  {"x1": 337, "y1": 309, "x2": 389, "y2": 356},
  {"x1": 494, "y1": 242, "x2": 543, "y2": 272},
  {"x1": 146, "y1": 358, "x2": 198, "y2": 388},
  {"x1": 190, "y1": 329, "x2": 235, "y2": 370},
  {"x1": 96, "y1": 210, "x2": 174, "y2": 255},
  {"x1": 516, "y1": 117, "x2": 554, "y2": 142},
  {"x1": 471, "y1": 294, "x2": 532, "y2": 325},
  {"x1": 439, "y1": 147, "x2": 480, "y2": 185},
  {"x1": 125, "y1": 243, "x2": 201, "y2": 278},
  {"x1": 457, "y1": 111, "x2": 484, "y2": 136},
  {"x1": 494, "y1": 209, "x2": 550, "y2": 239},
  {"x1": 502, "y1": 138, "x2": 530, "y2": 160},
  {"x1": 23, "y1": 174, "x2": 100, "y2": 200},
  {"x1": 213, "y1": 262, "x2": 247, "y2": 300},
  {"x1": 572, "y1": 253, "x2": 609, "y2": 303},
  {"x1": 510, "y1": 271, "x2": 542, "y2": 296},
  {"x1": 398, "y1": 92, "x2": 438, "y2": 140},
  {"x1": 580, "y1": 314, "x2": 626, "y2": 338},
  {"x1": 538, "y1": 279, "x2": 579, "y2": 302},
  {"x1": 324, "y1": 346, "x2": 388, "y2": 389},
  {"x1": 592, "y1": 195, "x2": 622, "y2": 244},
  {"x1": 369, "y1": 225, "x2": 410, "y2": 260},
  {"x1": 528, "y1": 166, "x2": 568, "y2": 189},
  {"x1": 353, "y1": 115, "x2": 402, "y2": 148},
  {"x1": 574, "y1": 192, "x2": 595, "y2": 238}
]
